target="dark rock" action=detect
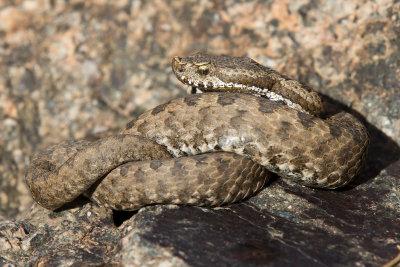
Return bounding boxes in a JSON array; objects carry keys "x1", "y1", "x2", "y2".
[{"x1": 1, "y1": 203, "x2": 121, "y2": 266}]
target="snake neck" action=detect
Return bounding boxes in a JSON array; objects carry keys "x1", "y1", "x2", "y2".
[{"x1": 172, "y1": 52, "x2": 324, "y2": 116}]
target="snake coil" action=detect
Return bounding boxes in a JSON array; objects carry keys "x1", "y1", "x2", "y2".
[{"x1": 26, "y1": 53, "x2": 369, "y2": 211}]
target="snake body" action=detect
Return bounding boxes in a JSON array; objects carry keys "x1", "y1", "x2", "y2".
[{"x1": 26, "y1": 53, "x2": 369, "y2": 211}]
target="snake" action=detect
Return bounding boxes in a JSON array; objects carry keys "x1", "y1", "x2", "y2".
[{"x1": 25, "y1": 53, "x2": 369, "y2": 211}]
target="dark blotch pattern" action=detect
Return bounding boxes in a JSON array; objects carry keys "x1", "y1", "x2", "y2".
[
  {"x1": 134, "y1": 168, "x2": 145, "y2": 180},
  {"x1": 125, "y1": 118, "x2": 137, "y2": 130},
  {"x1": 184, "y1": 94, "x2": 200, "y2": 106},
  {"x1": 151, "y1": 103, "x2": 168, "y2": 115},
  {"x1": 328, "y1": 124, "x2": 342, "y2": 138},
  {"x1": 136, "y1": 122, "x2": 148, "y2": 134},
  {"x1": 166, "y1": 160, "x2": 188, "y2": 178},
  {"x1": 120, "y1": 164, "x2": 129, "y2": 177},
  {"x1": 150, "y1": 161, "x2": 163, "y2": 170},
  {"x1": 257, "y1": 97, "x2": 280, "y2": 113},
  {"x1": 297, "y1": 112, "x2": 315, "y2": 128},
  {"x1": 194, "y1": 155, "x2": 209, "y2": 165},
  {"x1": 217, "y1": 93, "x2": 240, "y2": 106}
]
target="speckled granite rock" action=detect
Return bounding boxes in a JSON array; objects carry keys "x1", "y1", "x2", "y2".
[
  {"x1": 0, "y1": 0, "x2": 399, "y2": 266},
  {"x1": 0, "y1": 202, "x2": 121, "y2": 266}
]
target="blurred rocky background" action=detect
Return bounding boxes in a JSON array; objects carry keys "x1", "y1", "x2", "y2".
[{"x1": 0, "y1": 0, "x2": 399, "y2": 266}]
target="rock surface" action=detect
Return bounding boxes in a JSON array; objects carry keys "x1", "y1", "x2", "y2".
[{"x1": 0, "y1": 0, "x2": 399, "y2": 266}]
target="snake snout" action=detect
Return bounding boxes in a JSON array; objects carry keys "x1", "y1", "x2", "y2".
[{"x1": 172, "y1": 56, "x2": 184, "y2": 73}]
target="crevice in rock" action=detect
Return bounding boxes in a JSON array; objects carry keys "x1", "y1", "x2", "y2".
[{"x1": 112, "y1": 210, "x2": 137, "y2": 227}]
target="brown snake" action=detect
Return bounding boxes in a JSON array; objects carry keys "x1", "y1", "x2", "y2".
[{"x1": 26, "y1": 53, "x2": 369, "y2": 211}]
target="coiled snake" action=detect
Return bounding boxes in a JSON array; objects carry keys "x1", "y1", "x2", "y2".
[{"x1": 26, "y1": 53, "x2": 369, "y2": 211}]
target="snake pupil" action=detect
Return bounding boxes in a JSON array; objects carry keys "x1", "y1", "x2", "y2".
[{"x1": 198, "y1": 65, "x2": 209, "y2": 75}]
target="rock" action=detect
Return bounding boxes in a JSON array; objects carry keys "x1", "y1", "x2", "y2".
[
  {"x1": 0, "y1": 0, "x2": 399, "y2": 266},
  {"x1": 1, "y1": 201, "x2": 121, "y2": 266}
]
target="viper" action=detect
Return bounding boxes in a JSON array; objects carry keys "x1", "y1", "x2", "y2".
[{"x1": 26, "y1": 53, "x2": 369, "y2": 211}]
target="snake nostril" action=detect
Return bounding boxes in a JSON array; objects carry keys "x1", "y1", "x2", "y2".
[
  {"x1": 172, "y1": 56, "x2": 184, "y2": 73},
  {"x1": 172, "y1": 57, "x2": 178, "y2": 69}
]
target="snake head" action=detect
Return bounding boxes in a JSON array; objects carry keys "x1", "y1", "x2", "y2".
[
  {"x1": 172, "y1": 52, "x2": 324, "y2": 116},
  {"x1": 172, "y1": 52, "x2": 276, "y2": 95},
  {"x1": 172, "y1": 52, "x2": 226, "y2": 94}
]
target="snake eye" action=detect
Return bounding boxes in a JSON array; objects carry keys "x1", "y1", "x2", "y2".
[{"x1": 198, "y1": 65, "x2": 209, "y2": 75}]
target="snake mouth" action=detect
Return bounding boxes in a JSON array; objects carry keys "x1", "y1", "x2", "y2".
[
  {"x1": 172, "y1": 56, "x2": 225, "y2": 92},
  {"x1": 172, "y1": 57, "x2": 257, "y2": 92},
  {"x1": 187, "y1": 83, "x2": 247, "y2": 96},
  {"x1": 183, "y1": 79, "x2": 309, "y2": 114}
]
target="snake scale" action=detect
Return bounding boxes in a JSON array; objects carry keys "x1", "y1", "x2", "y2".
[{"x1": 26, "y1": 53, "x2": 369, "y2": 211}]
